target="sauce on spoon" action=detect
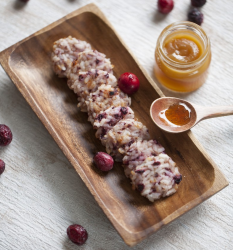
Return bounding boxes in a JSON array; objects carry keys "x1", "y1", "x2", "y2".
[
  {"x1": 159, "y1": 103, "x2": 191, "y2": 127},
  {"x1": 151, "y1": 97, "x2": 233, "y2": 133}
]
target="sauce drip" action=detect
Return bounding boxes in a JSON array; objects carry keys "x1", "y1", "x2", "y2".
[{"x1": 159, "y1": 103, "x2": 191, "y2": 127}]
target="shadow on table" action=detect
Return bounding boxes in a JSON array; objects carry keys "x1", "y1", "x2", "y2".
[
  {"x1": 153, "y1": 10, "x2": 168, "y2": 23},
  {"x1": 13, "y1": 0, "x2": 28, "y2": 10}
]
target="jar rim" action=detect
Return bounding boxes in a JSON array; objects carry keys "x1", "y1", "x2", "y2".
[{"x1": 157, "y1": 21, "x2": 211, "y2": 69}]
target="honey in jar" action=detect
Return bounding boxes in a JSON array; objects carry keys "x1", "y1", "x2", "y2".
[{"x1": 154, "y1": 21, "x2": 211, "y2": 92}]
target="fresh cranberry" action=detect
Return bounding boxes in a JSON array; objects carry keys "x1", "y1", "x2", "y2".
[
  {"x1": 188, "y1": 8, "x2": 204, "y2": 25},
  {"x1": 0, "y1": 159, "x2": 5, "y2": 175},
  {"x1": 0, "y1": 125, "x2": 13, "y2": 146},
  {"x1": 67, "y1": 224, "x2": 88, "y2": 246},
  {"x1": 118, "y1": 73, "x2": 140, "y2": 95},
  {"x1": 191, "y1": 0, "x2": 206, "y2": 7},
  {"x1": 158, "y1": 0, "x2": 174, "y2": 14},
  {"x1": 93, "y1": 152, "x2": 114, "y2": 171}
]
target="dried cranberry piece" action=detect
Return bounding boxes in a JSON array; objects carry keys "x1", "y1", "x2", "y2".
[
  {"x1": 0, "y1": 125, "x2": 13, "y2": 146},
  {"x1": 123, "y1": 160, "x2": 129, "y2": 165},
  {"x1": 0, "y1": 159, "x2": 5, "y2": 175},
  {"x1": 67, "y1": 224, "x2": 88, "y2": 246},
  {"x1": 153, "y1": 161, "x2": 161, "y2": 166},
  {"x1": 96, "y1": 113, "x2": 106, "y2": 122},
  {"x1": 135, "y1": 169, "x2": 145, "y2": 174},
  {"x1": 79, "y1": 75, "x2": 84, "y2": 81},
  {"x1": 137, "y1": 183, "x2": 145, "y2": 192},
  {"x1": 158, "y1": 0, "x2": 174, "y2": 14},
  {"x1": 174, "y1": 175, "x2": 182, "y2": 184},
  {"x1": 127, "y1": 140, "x2": 134, "y2": 147},
  {"x1": 191, "y1": 0, "x2": 206, "y2": 7},
  {"x1": 188, "y1": 8, "x2": 204, "y2": 25},
  {"x1": 95, "y1": 70, "x2": 99, "y2": 77},
  {"x1": 100, "y1": 128, "x2": 107, "y2": 139},
  {"x1": 114, "y1": 114, "x2": 120, "y2": 119},
  {"x1": 120, "y1": 107, "x2": 128, "y2": 115},
  {"x1": 93, "y1": 152, "x2": 114, "y2": 171}
]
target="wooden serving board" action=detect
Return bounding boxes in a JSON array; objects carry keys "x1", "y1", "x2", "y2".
[{"x1": 0, "y1": 3, "x2": 228, "y2": 246}]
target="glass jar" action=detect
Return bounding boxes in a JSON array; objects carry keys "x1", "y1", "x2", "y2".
[{"x1": 154, "y1": 21, "x2": 211, "y2": 92}]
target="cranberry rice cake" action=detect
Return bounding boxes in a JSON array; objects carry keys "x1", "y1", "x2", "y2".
[
  {"x1": 86, "y1": 85, "x2": 131, "y2": 124},
  {"x1": 94, "y1": 106, "x2": 134, "y2": 146},
  {"x1": 51, "y1": 36, "x2": 91, "y2": 78},
  {"x1": 123, "y1": 139, "x2": 165, "y2": 177},
  {"x1": 68, "y1": 69, "x2": 117, "y2": 111},
  {"x1": 105, "y1": 119, "x2": 150, "y2": 162},
  {"x1": 129, "y1": 154, "x2": 182, "y2": 202},
  {"x1": 71, "y1": 50, "x2": 113, "y2": 75}
]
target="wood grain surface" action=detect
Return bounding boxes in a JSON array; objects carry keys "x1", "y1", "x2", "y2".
[{"x1": 0, "y1": 1, "x2": 232, "y2": 249}]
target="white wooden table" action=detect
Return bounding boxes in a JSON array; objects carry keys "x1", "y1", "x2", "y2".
[{"x1": 0, "y1": 0, "x2": 232, "y2": 249}]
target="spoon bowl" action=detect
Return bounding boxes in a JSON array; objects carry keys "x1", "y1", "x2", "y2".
[
  {"x1": 150, "y1": 97, "x2": 197, "y2": 133},
  {"x1": 150, "y1": 97, "x2": 233, "y2": 133}
]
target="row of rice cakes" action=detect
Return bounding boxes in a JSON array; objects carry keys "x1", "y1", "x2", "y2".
[{"x1": 51, "y1": 36, "x2": 182, "y2": 202}]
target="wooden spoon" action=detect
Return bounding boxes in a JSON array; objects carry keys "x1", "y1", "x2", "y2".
[{"x1": 150, "y1": 97, "x2": 233, "y2": 133}]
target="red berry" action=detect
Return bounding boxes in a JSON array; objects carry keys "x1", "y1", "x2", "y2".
[
  {"x1": 118, "y1": 73, "x2": 140, "y2": 95},
  {"x1": 191, "y1": 0, "x2": 206, "y2": 7},
  {"x1": 188, "y1": 8, "x2": 204, "y2": 25},
  {"x1": 158, "y1": 0, "x2": 174, "y2": 14},
  {"x1": 0, "y1": 125, "x2": 13, "y2": 146},
  {"x1": 0, "y1": 159, "x2": 5, "y2": 175},
  {"x1": 93, "y1": 152, "x2": 114, "y2": 172},
  {"x1": 67, "y1": 224, "x2": 88, "y2": 246}
]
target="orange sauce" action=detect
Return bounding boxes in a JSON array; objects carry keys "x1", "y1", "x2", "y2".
[
  {"x1": 159, "y1": 103, "x2": 191, "y2": 127},
  {"x1": 164, "y1": 37, "x2": 202, "y2": 63},
  {"x1": 154, "y1": 29, "x2": 211, "y2": 93}
]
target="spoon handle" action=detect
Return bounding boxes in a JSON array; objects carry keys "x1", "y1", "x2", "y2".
[{"x1": 195, "y1": 106, "x2": 233, "y2": 121}]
